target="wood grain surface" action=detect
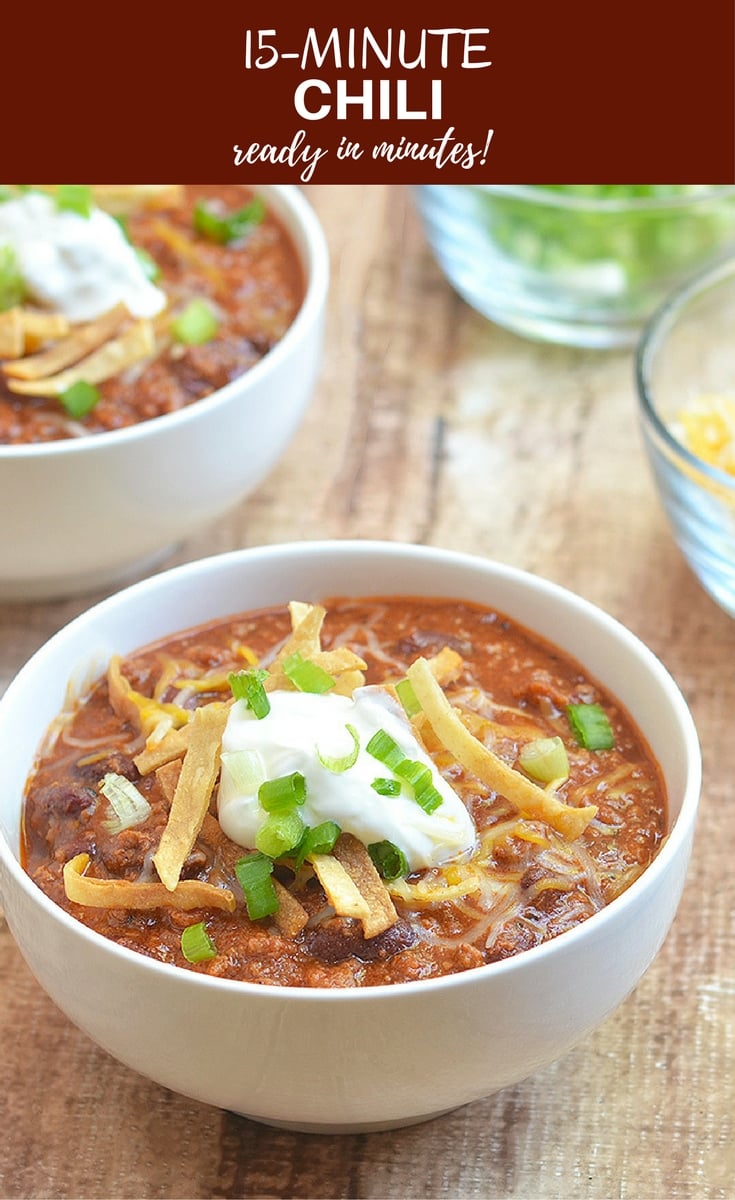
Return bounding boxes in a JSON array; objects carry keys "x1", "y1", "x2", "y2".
[{"x1": 1, "y1": 185, "x2": 733, "y2": 1200}]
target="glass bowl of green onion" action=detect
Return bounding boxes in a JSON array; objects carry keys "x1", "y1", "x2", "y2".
[{"x1": 413, "y1": 185, "x2": 735, "y2": 350}]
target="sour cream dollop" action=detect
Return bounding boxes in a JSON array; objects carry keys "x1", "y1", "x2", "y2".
[
  {"x1": 0, "y1": 191, "x2": 166, "y2": 321},
  {"x1": 217, "y1": 687, "x2": 476, "y2": 872}
]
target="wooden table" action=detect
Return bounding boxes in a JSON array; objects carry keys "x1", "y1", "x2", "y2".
[{"x1": 1, "y1": 185, "x2": 733, "y2": 1200}]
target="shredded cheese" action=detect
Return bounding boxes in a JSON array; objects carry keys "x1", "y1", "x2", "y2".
[{"x1": 671, "y1": 392, "x2": 735, "y2": 477}]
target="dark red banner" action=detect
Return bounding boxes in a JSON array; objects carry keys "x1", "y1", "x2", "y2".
[{"x1": 5, "y1": 1, "x2": 734, "y2": 182}]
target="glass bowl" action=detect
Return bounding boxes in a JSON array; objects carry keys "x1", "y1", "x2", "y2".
[
  {"x1": 413, "y1": 185, "x2": 735, "y2": 349},
  {"x1": 636, "y1": 255, "x2": 735, "y2": 617}
]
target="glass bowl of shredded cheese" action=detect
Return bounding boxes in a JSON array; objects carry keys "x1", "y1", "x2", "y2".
[{"x1": 636, "y1": 255, "x2": 735, "y2": 616}]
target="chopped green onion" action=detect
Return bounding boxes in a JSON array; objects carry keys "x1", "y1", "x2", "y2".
[
  {"x1": 394, "y1": 759, "x2": 430, "y2": 789},
  {"x1": 55, "y1": 184, "x2": 93, "y2": 218},
  {"x1": 316, "y1": 723, "x2": 360, "y2": 773},
  {"x1": 220, "y1": 748, "x2": 267, "y2": 794},
  {"x1": 413, "y1": 783, "x2": 443, "y2": 814},
  {"x1": 180, "y1": 921, "x2": 217, "y2": 963},
  {"x1": 566, "y1": 702, "x2": 615, "y2": 751},
  {"x1": 481, "y1": 184, "x2": 735, "y2": 299},
  {"x1": 228, "y1": 668, "x2": 270, "y2": 718},
  {"x1": 0, "y1": 187, "x2": 14, "y2": 204},
  {"x1": 193, "y1": 196, "x2": 265, "y2": 245},
  {"x1": 282, "y1": 651, "x2": 335, "y2": 694},
  {"x1": 256, "y1": 810, "x2": 305, "y2": 858},
  {"x1": 99, "y1": 772, "x2": 151, "y2": 834},
  {"x1": 366, "y1": 729, "x2": 406, "y2": 771},
  {"x1": 258, "y1": 771, "x2": 307, "y2": 812},
  {"x1": 518, "y1": 735, "x2": 570, "y2": 783},
  {"x1": 0, "y1": 244, "x2": 25, "y2": 311},
  {"x1": 368, "y1": 840, "x2": 409, "y2": 880},
  {"x1": 171, "y1": 298, "x2": 219, "y2": 345},
  {"x1": 366, "y1": 732, "x2": 443, "y2": 812},
  {"x1": 395, "y1": 759, "x2": 443, "y2": 813},
  {"x1": 60, "y1": 380, "x2": 100, "y2": 419},
  {"x1": 235, "y1": 851, "x2": 278, "y2": 920},
  {"x1": 371, "y1": 777, "x2": 402, "y2": 796},
  {"x1": 395, "y1": 677, "x2": 421, "y2": 717},
  {"x1": 293, "y1": 820, "x2": 341, "y2": 869}
]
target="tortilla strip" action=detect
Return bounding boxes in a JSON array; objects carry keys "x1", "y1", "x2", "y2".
[
  {"x1": 288, "y1": 600, "x2": 313, "y2": 628},
  {"x1": 331, "y1": 833, "x2": 397, "y2": 937},
  {"x1": 266, "y1": 647, "x2": 367, "y2": 692},
  {"x1": 88, "y1": 184, "x2": 185, "y2": 214},
  {"x1": 19, "y1": 310, "x2": 71, "y2": 351},
  {"x1": 427, "y1": 646, "x2": 464, "y2": 686},
  {"x1": 0, "y1": 309, "x2": 23, "y2": 359},
  {"x1": 152, "y1": 703, "x2": 230, "y2": 891},
  {"x1": 310, "y1": 853, "x2": 371, "y2": 922},
  {"x1": 3, "y1": 303, "x2": 130, "y2": 380},
  {"x1": 155, "y1": 758, "x2": 183, "y2": 807},
  {"x1": 282, "y1": 602, "x2": 326, "y2": 657},
  {"x1": 406, "y1": 657, "x2": 597, "y2": 841},
  {"x1": 63, "y1": 853, "x2": 235, "y2": 912},
  {"x1": 0, "y1": 306, "x2": 71, "y2": 361},
  {"x1": 5, "y1": 318, "x2": 154, "y2": 396},
  {"x1": 331, "y1": 668, "x2": 366, "y2": 698},
  {"x1": 265, "y1": 602, "x2": 367, "y2": 694},
  {"x1": 311, "y1": 647, "x2": 367, "y2": 675},
  {"x1": 272, "y1": 880, "x2": 309, "y2": 937},
  {"x1": 135, "y1": 725, "x2": 192, "y2": 774},
  {"x1": 25, "y1": 184, "x2": 185, "y2": 215}
]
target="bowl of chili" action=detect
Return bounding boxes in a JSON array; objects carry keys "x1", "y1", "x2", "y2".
[
  {"x1": 0, "y1": 540, "x2": 701, "y2": 1132},
  {"x1": 0, "y1": 184, "x2": 328, "y2": 600}
]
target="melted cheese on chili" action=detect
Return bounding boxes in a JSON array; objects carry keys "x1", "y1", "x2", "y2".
[
  {"x1": 0, "y1": 191, "x2": 166, "y2": 321},
  {"x1": 217, "y1": 686, "x2": 477, "y2": 871}
]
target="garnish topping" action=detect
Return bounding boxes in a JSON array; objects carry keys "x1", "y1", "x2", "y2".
[
  {"x1": 316, "y1": 723, "x2": 360, "y2": 773},
  {"x1": 171, "y1": 297, "x2": 219, "y2": 345},
  {"x1": 292, "y1": 820, "x2": 341, "y2": 869},
  {"x1": 55, "y1": 184, "x2": 93, "y2": 219},
  {"x1": 60, "y1": 379, "x2": 100, "y2": 419},
  {"x1": 180, "y1": 921, "x2": 217, "y2": 963},
  {"x1": 193, "y1": 196, "x2": 265, "y2": 245},
  {"x1": 100, "y1": 771, "x2": 151, "y2": 834},
  {"x1": 566, "y1": 703, "x2": 615, "y2": 751},
  {"x1": 518, "y1": 735, "x2": 570, "y2": 784},
  {"x1": 235, "y1": 851, "x2": 279, "y2": 920},
  {"x1": 282, "y1": 650, "x2": 335, "y2": 695},
  {"x1": 229, "y1": 668, "x2": 270, "y2": 718},
  {"x1": 258, "y1": 770, "x2": 307, "y2": 812},
  {"x1": 368, "y1": 839, "x2": 409, "y2": 881}
]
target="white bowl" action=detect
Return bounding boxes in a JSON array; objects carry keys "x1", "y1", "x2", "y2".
[
  {"x1": 0, "y1": 540, "x2": 701, "y2": 1133},
  {"x1": 0, "y1": 186, "x2": 329, "y2": 601}
]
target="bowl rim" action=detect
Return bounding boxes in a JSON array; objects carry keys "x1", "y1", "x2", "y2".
[
  {"x1": 0, "y1": 184, "x2": 330, "y2": 460},
  {"x1": 635, "y1": 252, "x2": 735, "y2": 492},
  {"x1": 0, "y1": 538, "x2": 702, "y2": 1002},
  {"x1": 447, "y1": 184, "x2": 735, "y2": 211}
]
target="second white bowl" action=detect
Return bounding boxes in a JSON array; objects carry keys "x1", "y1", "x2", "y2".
[{"x1": 0, "y1": 185, "x2": 329, "y2": 601}]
